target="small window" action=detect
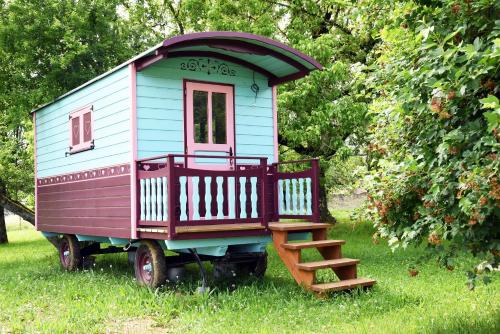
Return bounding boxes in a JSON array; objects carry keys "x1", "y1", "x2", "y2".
[
  {"x1": 69, "y1": 105, "x2": 94, "y2": 154},
  {"x1": 212, "y1": 92, "x2": 227, "y2": 144},
  {"x1": 193, "y1": 90, "x2": 208, "y2": 143}
]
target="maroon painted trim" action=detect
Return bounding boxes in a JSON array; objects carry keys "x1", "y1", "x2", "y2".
[
  {"x1": 269, "y1": 70, "x2": 311, "y2": 86},
  {"x1": 136, "y1": 49, "x2": 168, "y2": 71},
  {"x1": 311, "y1": 159, "x2": 320, "y2": 224},
  {"x1": 178, "y1": 218, "x2": 261, "y2": 226},
  {"x1": 169, "y1": 38, "x2": 309, "y2": 72},
  {"x1": 161, "y1": 32, "x2": 323, "y2": 70},
  {"x1": 138, "y1": 221, "x2": 169, "y2": 227},
  {"x1": 172, "y1": 229, "x2": 269, "y2": 240},
  {"x1": 39, "y1": 217, "x2": 131, "y2": 229},
  {"x1": 39, "y1": 225, "x2": 131, "y2": 239},
  {"x1": 37, "y1": 163, "x2": 130, "y2": 186},
  {"x1": 33, "y1": 112, "x2": 38, "y2": 229},
  {"x1": 38, "y1": 175, "x2": 129, "y2": 194},
  {"x1": 183, "y1": 79, "x2": 188, "y2": 155},
  {"x1": 166, "y1": 155, "x2": 177, "y2": 239},
  {"x1": 278, "y1": 215, "x2": 314, "y2": 219}
]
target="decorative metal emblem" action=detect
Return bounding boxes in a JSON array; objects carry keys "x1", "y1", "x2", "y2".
[{"x1": 180, "y1": 58, "x2": 236, "y2": 76}]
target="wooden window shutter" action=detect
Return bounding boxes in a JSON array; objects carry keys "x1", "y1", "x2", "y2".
[
  {"x1": 71, "y1": 116, "x2": 80, "y2": 146},
  {"x1": 83, "y1": 111, "x2": 92, "y2": 143},
  {"x1": 68, "y1": 105, "x2": 93, "y2": 154}
]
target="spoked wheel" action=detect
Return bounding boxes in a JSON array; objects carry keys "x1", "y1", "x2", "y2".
[
  {"x1": 237, "y1": 251, "x2": 268, "y2": 279},
  {"x1": 213, "y1": 251, "x2": 268, "y2": 281},
  {"x1": 134, "y1": 240, "x2": 167, "y2": 288},
  {"x1": 58, "y1": 234, "x2": 82, "y2": 271}
]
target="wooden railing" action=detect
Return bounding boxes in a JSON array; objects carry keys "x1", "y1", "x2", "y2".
[
  {"x1": 271, "y1": 159, "x2": 320, "y2": 223},
  {"x1": 136, "y1": 154, "x2": 320, "y2": 239}
]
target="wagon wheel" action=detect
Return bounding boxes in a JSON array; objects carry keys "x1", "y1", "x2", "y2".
[
  {"x1": 238, "y1": 251, "x2": 268, "y2": 279},
  {"x1": 58, "y1": 234, "x2": 82, "y2": 271},
  {"x1": 134, "y1": 240, "x2": 167, "y2": 288}
]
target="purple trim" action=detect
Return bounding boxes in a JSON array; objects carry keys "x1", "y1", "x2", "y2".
[
  {"x1": 168, "y1": 38, "x2": 309, "y2": 72},
  {"x1": 169, "y1": 51, "x2": 277, "y2": 81},
  {"x1": 33, "y1": 112, "x2": 38, "y2": 229},
  {"x1": 162, "y1": 32, "x2": 323, "y2": 70},
  {"x1": 37, "y1": 164, "x2": 130, "y2": 186},
  {"x1": 136, "y1": 49, "x2": 168, "y2": 71},
  {"x1": 269, "y1": 70, "x2": 311, "y2": 86},
  {"x1": 129, "y1": 62, "x2": 138, "y2": 239}
]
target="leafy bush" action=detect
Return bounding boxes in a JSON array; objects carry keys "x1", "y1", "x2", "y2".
[{"x1": 365, "y1": 0, "x2": 499, "y2": 285}]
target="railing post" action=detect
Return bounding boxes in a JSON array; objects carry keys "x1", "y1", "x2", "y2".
[
  {"x1": 270, "y1": 163, "x2": 279, "y2": 222},
  {"x1": 136, "y1": 162, "x2": 142, "y2": 224},
  {"x1": 167, "y1": 155, "x2": 176, "y2": 239},
  {"x1": 259, "y1": 157, "x2": 269, "y2": 230},
  {"x1": 311, "y1": 158, "x2": 320, "y2": 224}
]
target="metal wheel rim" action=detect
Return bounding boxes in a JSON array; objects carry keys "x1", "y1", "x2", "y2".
[
  {"x1": 60, "y1": 240, "x2": 70, "y2": 268},
  {"x1": 137, "y1": 251, "x2": 153, "y2": 283}
]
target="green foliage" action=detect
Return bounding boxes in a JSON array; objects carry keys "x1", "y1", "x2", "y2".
[
  {"x1": 365, "y1": 0, "x2": 500, "y2": 282},
  {"x1": 1, "y1": 218, "x2": 499, "y2": 332},
  {"x1": 0, "y1": 0, "x2": 146, "y2": 202}
]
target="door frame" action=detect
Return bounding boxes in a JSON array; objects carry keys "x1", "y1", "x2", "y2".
[{"x1": 183, "y1": 79, "x2": 236, "y2": 168}]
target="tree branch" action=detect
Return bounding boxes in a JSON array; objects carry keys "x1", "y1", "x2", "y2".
[
  {"x1": 166, "y1": 0, "x2": 184, "y2": 35},
  {"x1": 0, "y1": 193, "x2": 59, "y2": 248}
]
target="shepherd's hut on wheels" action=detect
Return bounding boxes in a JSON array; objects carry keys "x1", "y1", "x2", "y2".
[{"x1": 32, "y1": 32, "x2": 375, "y2": 294}]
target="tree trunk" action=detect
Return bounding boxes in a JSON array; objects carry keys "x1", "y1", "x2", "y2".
[
  {"x1": 0, "y1": 191, "x2": 59, "y2": 248},
  {"x1": 319, "y1": 166, "x2": 337, "y2": 224},
  {"x1": 0, "y1": 202, "x2": 7, "y2": 244},
  {"x1": 0, "y1": 182, "x2": 7, "y2": 244}
]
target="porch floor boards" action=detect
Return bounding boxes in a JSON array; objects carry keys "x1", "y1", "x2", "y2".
[{"x1": 175, "y1": 223, "x2": 265, "y2": 234}]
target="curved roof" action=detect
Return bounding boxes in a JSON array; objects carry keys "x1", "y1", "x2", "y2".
[{"x1": 32, "y1": 32, "x2": 322, "y2": 113}]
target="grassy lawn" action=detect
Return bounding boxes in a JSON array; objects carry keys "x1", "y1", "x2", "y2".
[{"x1": 0, "y1": 211, "x2": 498, "y2": 333}]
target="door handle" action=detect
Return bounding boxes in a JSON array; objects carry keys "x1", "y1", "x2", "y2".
[{"x1": 229, "y1": 147, "x2": 234, "y2": 168}]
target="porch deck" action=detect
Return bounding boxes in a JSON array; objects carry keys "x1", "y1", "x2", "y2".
[{"x1": 135, "y1": 154, "x2": 321, "y2": 240}]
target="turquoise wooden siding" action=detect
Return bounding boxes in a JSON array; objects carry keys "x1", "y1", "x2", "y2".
[
  {"x1": 36, "y1": 67, "x2": 130, "y2": 177},
  {"x1": 136, "y1": 57, "x2": 275, "y2": 163}
]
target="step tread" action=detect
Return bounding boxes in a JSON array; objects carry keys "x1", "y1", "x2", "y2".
[
  {"x1": 296, "y1": 258, "x2": 359, "y2": 271},
  {"x1": 268, "y1": 222, "x2": 331, "y2": 231},
  {"x1": 311, "y1": 278, "x2": 376, "y2": 292},
  {"x1": 282, "y1": 240, "x2": 345, "y2": 250}
]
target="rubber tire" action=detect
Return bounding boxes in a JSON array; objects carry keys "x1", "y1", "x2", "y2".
[
  {"x1": 59, "y1": 234, "x2": 82, "y2": 271},
  {"x1": 239, "y1": 252, "x2": 268, "y2": 279},
  {"x1": 134, "y1": 240, "x2": 167, "y2": 288}
]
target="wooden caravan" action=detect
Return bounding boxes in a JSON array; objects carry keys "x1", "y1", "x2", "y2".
[{"x1": 33, "y1": 32, "x2": 375, "y2": 294}]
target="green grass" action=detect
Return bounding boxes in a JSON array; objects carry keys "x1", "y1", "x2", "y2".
[{"x1": 0, "y1": 211, "x2": 498, "y2": 333}]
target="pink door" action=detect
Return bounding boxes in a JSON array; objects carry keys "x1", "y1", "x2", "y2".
[{"x1": 185, "y1": 81, "x2": 235, "y2": 169}]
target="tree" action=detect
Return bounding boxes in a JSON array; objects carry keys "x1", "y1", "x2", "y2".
[
  {"x1": 0, "y1": 0, "x2": 146, "y2": 243},
  {"x1": 127, "y1": 0, "x2": 379, "y2": 223},
  {"x1": 366, "y1": 0, "x2": 499, "y2": 285}
]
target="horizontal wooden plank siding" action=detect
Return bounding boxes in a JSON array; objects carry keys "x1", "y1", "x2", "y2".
[
  {"x1": 37, "y1": 164, "x2": 132, "y2": 238},
  {"x1": 35, "y1": 67, "x2": 131, "y2": 178},
  {"x1": 136, "y1": 57, "x2": 275, "y2": 163}
]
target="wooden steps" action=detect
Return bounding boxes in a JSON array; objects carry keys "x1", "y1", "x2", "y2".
[
  {"x1": 270, "y1": 222, "x2": 375, "y2": 295},
  {"x1": 311, "y1": 278, "x2": 377, "y2": 293},
  {"x1": 282, "y1": 240, "x2": 345, "y2": 250},
  {"x1": 296, "y1": 258, "x2": 359, "y2": 271}
]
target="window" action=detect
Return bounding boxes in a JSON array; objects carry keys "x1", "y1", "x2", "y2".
[
  {"x1": 212, "y1": 92, "x2": 227, "y2": 144},
  {"x1": 69, "y1": 105, "x2": 94, "y2": 154},
  {"x1": 192, "y1": 90, "x2": 227, "y2": 144},
  {"x1": 193, "y1": 91, "x2": 208, "y2": 143}
]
